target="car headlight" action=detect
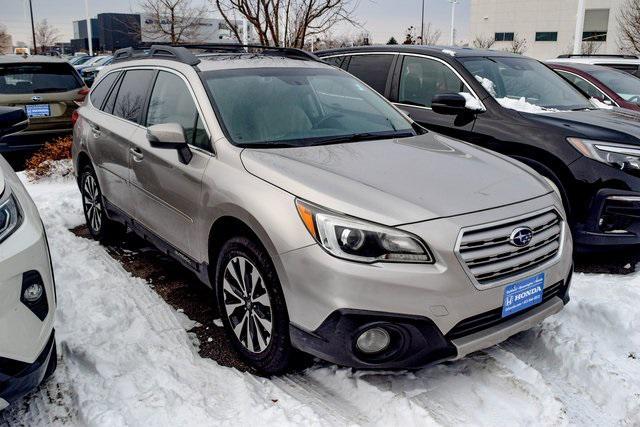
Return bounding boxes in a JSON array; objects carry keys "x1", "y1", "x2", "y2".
[
  {"x1": 295, "y1": 199, "x2": 434, "y2": 264},
  {"x1": 568, "y1": 138, "x2": 640, "y2": 173},
  {"x1": 0, "y1": 187, "x2": 22, "y2": 243}
]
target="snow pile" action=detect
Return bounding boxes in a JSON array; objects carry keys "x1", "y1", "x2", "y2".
[
  {"x1": 459, "y1": 92, "x2": 485, "y2": 111},
  {"x1": 590, "y1": 98, "x2": 614, "y2": 109},
  {"x1": 496, "y1": 97, "x2": 559, "y2": 113},
  {"x1": 441, "y1": 49, "x2": 456, "y2": 57},
  {"x1": 475, "y1": 75, "x2": 497, "y2": 96},
  {"x1": 4, "y1": 167, "x2": 640, "y2": 426}
]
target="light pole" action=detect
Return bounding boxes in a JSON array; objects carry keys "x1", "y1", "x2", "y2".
[
  {"x1": 448, "y1": 0, "x2": 458, "y2": 46},
  {"x1": 84, "y1": 0, "x2": 93, "y2": 55},
  {"x1": 573, "y1": 0, "x2": 585, "y2": 54},
  {"x1": 420, "y1": 0, "x2": 425, "y2": 45},
  {"x1": 28, "y1": 0, "x2": 37, "y2": 54}
]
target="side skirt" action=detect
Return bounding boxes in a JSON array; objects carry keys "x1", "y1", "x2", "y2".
[{"x1": 103, "y1": 198, "x2": 212, "y2": 287}]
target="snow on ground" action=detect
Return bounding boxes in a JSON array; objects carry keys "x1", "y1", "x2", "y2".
[{"x1": 3, "y1": 172, "x2": 640, "y2": 426}]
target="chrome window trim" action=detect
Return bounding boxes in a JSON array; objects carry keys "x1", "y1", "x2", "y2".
[
  {"x1": 87, "y1": 65, "x2": 217, "y2": 156},
  {"x1": 453, "y1": 206, "x2": 566, "y2": 290},
  {"x1": 555, "y1": 69, "x2": 619, "y2": 107},
  {"x1": 321, "y1": 52, "x2": 485, "y2": 111}
]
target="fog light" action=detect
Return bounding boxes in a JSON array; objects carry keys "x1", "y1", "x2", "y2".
[
  {"x1": 356, "y1": 327, "x2": 391, "y2": 354},
  {"x1": 23, "y1": 283, "x2": 44, "y2": 303}
]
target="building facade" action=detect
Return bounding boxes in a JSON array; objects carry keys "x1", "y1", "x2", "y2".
[
  {"x1": 469, "y1": 0, "x2": 626, "y2": 60},
  {"x1": 71, "y1": 13, "x2": 141, "y2": 53},
  {"x1": 140, "y1": 15, "x2": 247, "y2": 44}
]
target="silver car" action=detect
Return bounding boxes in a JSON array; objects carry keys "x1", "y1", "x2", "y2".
[{"x1": 72, "y1": 46, "x2": 573, "y2": 374}]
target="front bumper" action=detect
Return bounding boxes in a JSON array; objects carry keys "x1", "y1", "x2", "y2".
[
  {"x1": 281, "y1": 194, "x2": 573, "y2": 368},
  {"x1": 0, "y1": 331, "x2": 55, "y2": 409}
]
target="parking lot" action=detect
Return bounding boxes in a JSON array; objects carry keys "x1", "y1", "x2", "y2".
[{"x1": 0, "y1": 169, "x2": 638, "y2": 426}]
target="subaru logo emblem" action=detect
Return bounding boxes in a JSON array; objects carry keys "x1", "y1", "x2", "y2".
[
  {"x1": 509, "y1": 227, "x2": 533, "y2": 247},
  {"x1": 32, "y1": 96, "x2": 41, "y2": 102}
]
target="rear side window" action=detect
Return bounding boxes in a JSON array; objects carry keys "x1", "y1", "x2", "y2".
[
  {"x1": 112, "y1": 69, "x2": 155, "y2": 124},
  {"x1": 345, "y1": 54, "x2": 394, "y2": 94},
  {"x1": 90, "y1": 71, "x2": 120, "y2": 109},
  {"x1": 0, "y1": 62, "x2": 83, "y2": 94},
  {"x1": 323, "y1": 56, "x2": 344, "y2": 68},
  {"x1": 146, "y1": 71, "x2": 209, "y2": 150}
]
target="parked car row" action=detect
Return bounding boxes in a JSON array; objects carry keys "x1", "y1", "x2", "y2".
[
  {"x1": 2, "y1": 43, "x2": 640, "y2": 408},
  {"x1": 315, "y1": 46, "x2": 640, "y2": 252}
]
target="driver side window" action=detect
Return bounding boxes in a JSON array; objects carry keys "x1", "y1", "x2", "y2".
[
  {"x1": 146, "y1": 71, "x2": 210, "y2": 151},
  {"x1": 398, "y1": 56, "x2": 469, "y2": 108}
]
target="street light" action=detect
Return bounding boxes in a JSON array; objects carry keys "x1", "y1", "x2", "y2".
[
  {"x1": 420, "y1": 0, "x2": 425, "y2": 45},
  {"x1": 447, "y1": 0, "x2": 459, "y2": 46}
]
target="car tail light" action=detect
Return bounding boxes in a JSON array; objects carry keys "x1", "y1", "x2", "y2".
[
  {"x1": 71, "y1": 109, "x2": 79, "y2": 126},
  {"x1": 77, "y1": 87, "x2": 90, "y2": 102}
]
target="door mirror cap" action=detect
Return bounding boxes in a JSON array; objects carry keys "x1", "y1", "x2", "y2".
[
  {"x1": 146, "y1": 123, "x2": 192, "y2": 164},
  {"x1": 431, "y1": 93, "x2": 474, "y2": 115},
  {"x1": 0, "y1": 107, "x2": 29, "y2": 139}
]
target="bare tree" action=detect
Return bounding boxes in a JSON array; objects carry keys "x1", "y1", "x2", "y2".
[
  {"x1": 618, "y1": 0, "x2": 640, "y2": 53},
  {"x1": 504, "y1": 33, "x2": 527, "y2": 54},
  {"x1": 582, "y1": 40, "x2": 603, "y2": 55},
  {"x1": 0, "y1": 25, "x2": 11, "y2": 53},
  {"x1": 403, "y1": 25, "x2": 417, "y2": 44},
  {"x1": 215, "y1": 0, "x2": 360, "y2": 48},
  {"x1": 140, "y1": 0, "x2": 208, "y2": 44},
  {"x1": 419, "y1": 22, "x2": 441, "y2": 45},
  {"x1": 472, "y1": 34, "x2": 495, "y2": 49},
  {"x1": 35, "y1": 19, "x2": 60, "y2": 52}
]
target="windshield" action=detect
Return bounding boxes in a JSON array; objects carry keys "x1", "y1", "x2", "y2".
[
  {"x1": 459, "y1": 56, "x2": 593, "y2": 111},
  {"x1": 0, "y1": 63, "x2": 83, "y2": 94},
  {"x1": 591, "y1": 68, "x2": 640, "y2": 103},
  {"x1": 202, "y1": 67, "x2": 415, "y2": 147}
]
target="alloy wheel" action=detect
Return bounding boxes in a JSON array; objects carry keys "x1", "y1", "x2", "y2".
[
  {"x1": 82, "y1": 174, "x2": 102, "y2": 233},
  {"x1": 222, "y1": 256, "x2": 273, "y2": 354}
]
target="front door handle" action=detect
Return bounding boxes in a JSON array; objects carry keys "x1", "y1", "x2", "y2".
[{"x1": 129, "y1": 147, "x2": 144, "y2": 162}]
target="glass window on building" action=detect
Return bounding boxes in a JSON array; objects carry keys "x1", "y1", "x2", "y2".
[
  {"x1": 495, "y1": 32, "x2": 515, "y2": 42},
  {"x1": 583, "y1": 9, "x2": 609, "y2": 42},
  {"x1": 535, "y1": 32, "x2": 558, "y2": 42}
]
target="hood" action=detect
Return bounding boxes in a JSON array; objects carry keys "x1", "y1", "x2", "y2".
[
  {"x1": 241, "y1": 133, "x2": 551, "y2": 225},
  {"x1": 519, "y1": 108, "x2": 640, "y2": 144}
]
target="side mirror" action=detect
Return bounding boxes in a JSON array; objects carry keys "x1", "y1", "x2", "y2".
[
  {"x1": 0, "y1": 107, "x2": 28, "y2": 139},
  {"x1": 146, "y1": 123, "x2": 192, "y2": 164},
  {"x1": 431, "y1": 93, "x2": 473, "y2": 115}
]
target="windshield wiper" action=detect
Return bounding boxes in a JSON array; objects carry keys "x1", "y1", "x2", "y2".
[{"x1": 308, "y1": 131, "x2": 414, "y2": 146}]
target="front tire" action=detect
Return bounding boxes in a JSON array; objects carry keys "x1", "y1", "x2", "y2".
[
  {"x1": 79, "y1": 165, "x2": 123, "y2": 242},
  {"x1": 215, "y1": 236, "x2": 293, "y2": 375}
]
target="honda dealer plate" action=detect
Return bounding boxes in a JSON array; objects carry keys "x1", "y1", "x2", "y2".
[
  {"x1": 502, "y1": 272, "x2": 544, "y2": 318},
  {"x1": 25, "y1": 104, "x2": 51, "y2": 118}
]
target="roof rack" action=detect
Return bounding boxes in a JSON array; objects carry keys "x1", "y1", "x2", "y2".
[
  {"x1": 112, "y1": 45, "x2": 201, "y2": 66},
  {"x1": 557, "y1": 54, "x2": 640, "y2": 59},
  {"x1": 112, "y1": 43, "x2": 321, "y2": 66}
]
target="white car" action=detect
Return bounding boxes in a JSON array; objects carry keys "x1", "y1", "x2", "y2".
[
  {"x1": 551, "y1": 54, "x2": 640, "y2": 77},
  {"x1": 0, "y1": 108, "x2": 57, "y2": 410}
]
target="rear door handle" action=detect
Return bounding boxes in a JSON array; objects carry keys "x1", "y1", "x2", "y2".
[
  {"x1": 129, "y1": 147, "x2": 144, "y2": 162},
  {"x1": 90, "y1": 124, "x2": 101, "y2": 137}
]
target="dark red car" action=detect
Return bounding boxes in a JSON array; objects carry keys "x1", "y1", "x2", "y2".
[{"x1": 548, "y1": 62, "x2": 640, "y2": 111}]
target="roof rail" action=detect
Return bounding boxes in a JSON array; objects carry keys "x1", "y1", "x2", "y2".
[
  {"x1": 557, "y1": 54, "x2": 640, "y2": 59},
  {"x1": 172, "y1": 43, "x2": 322, "y2": 62},
  {"x1": 112, "y1": 45, "x2": 201, "y2": 66}
]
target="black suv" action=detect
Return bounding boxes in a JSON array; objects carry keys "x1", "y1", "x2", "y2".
[{"x1": 317, "y1": 46, "x2": 640, "y2": 251}]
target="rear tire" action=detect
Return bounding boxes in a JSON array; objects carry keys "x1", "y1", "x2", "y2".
[
  {"x1": 214, "y1": 236, "x2": 293, "y2": 375},
  {"x1": 80, "y1": 165, "x2": 124, "y2": 242}
]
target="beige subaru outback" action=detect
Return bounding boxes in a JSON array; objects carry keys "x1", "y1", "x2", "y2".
[{"x1": 72, "y1": 45, "x2": 573, "y2": 375}]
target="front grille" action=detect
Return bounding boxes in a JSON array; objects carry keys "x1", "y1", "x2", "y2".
[
  {"x1": 457, "y1": 209, "x2": 562, "y2": 285},
  {"x1": 446, "y1": 280, "x2": 565, "y2": 340}
]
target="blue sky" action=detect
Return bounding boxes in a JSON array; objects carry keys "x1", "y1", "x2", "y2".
[{"x1": 3, "y1": 0, "x2": 470, "y2": 46}]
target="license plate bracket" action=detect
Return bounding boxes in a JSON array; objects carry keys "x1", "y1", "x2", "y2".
[{"x1": 502, "y1": 272, "x2": 545, "y2": 318}]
